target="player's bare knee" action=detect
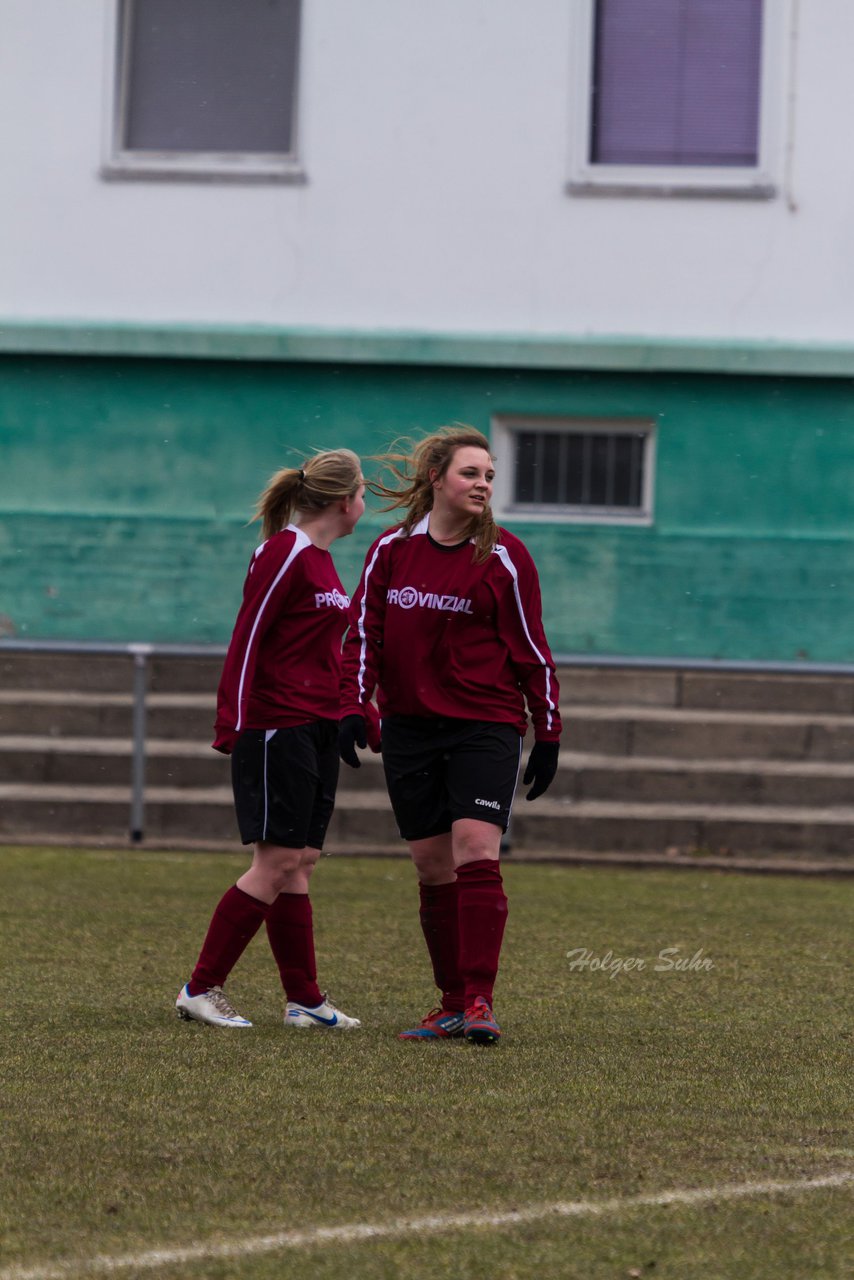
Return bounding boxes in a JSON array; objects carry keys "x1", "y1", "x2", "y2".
[
  {"x1": 408, "y1": 833, "x2": 454, "y2": 884},
  {"x1": 254, "y1": 841, "x2": 303, "y2": 877},
  {"x1": 299, "y1": 847, "x2": 321, "y2": 875},
  {"x1": 417, "y1": 864, "x2": 455, "y2": 885},
  {"x1": 411, "y1": 851, "x2": 454, "y2": 884},
  {"x1": 452, "y1": 820, "x2": 501, "y2": 867}
]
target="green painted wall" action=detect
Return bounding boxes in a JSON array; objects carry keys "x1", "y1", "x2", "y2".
[{"x1": 1, "y1": 353, "x2": 852, "y2": 661}]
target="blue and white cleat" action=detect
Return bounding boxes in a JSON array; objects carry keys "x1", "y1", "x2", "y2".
[{"x1": 284, "y1": 994, "x2": 361, "y2": 1030}]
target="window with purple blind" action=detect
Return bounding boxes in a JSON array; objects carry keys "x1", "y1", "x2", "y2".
[{"x1": 591, "y1": 0, "x2": 764, "y2": 167}]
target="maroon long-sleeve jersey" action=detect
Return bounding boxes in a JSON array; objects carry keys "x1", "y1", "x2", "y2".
[
  {"x1": 341, "y1": 516, "x2": 561, "y2": 742},
  {"x1": 213, "y1": 526, "x2": 351, "y2": 754}
]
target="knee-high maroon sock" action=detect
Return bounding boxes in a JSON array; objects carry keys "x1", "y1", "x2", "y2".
[
  {"x1": 419, "y1": 880, "x2": 464, "y2": 1013},
  {"x1": 188, "y1": 885, "x2": 269, "y2": 994},
  {"x1": 456, "y1": 859, "x2": 508, "y2": 1006},
  {"x1": 265, "y1": 893, "x2": 323, "y2": 1007}
]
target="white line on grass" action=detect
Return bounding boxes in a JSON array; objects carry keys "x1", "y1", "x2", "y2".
[{"x1": 4, "y1": 1171, "x2": 852, "y2": 1280}]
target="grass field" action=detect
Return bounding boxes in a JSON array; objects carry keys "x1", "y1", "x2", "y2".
[{"x1": 1, "y1": 845, "x2": 852, "y2": 1280}]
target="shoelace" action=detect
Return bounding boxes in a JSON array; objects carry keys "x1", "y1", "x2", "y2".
[
  {"x1": 207, "y1": 986, "x2": 241, "y2": 1018},
  {"x1": 422, "y1": 1007, "x2": 443, "y2": 1025}
]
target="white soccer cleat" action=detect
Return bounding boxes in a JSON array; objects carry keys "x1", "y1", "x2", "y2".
[
  {"x1": 283, "y1": 994, "x2": 361, "y2": 1030},
  {"x1": 175, "y1": 984, "x2": 252, "y2": 1028}
]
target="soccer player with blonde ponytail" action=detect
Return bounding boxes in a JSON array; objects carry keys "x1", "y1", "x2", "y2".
[{"x1": 176, "y1": 449, "x2": 369, "y2": 1031}]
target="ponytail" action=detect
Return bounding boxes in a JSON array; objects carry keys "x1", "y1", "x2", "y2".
[{"x1": 254, "y1": 448, "x2": 362, "y2": 541}]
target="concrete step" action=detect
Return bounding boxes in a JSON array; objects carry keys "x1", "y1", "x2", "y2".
[
  {"x1": 0, "y1": 652, "x2": 224, "y2": 694},
  {"x1": 4, "y1": 737, "x2": 854, "y2": 809},
  {"x1": 0, "y1": 782, "x2": 384, "y2": 845},
  {"x1": 675, "y1": 671, "x2": 854, "y2": 715},
  {"x1": 560, "y1": 752, "x2": 854, "y2": 808},
  {"x1": 506, "y1": 797, "x2": 854, "y2": 858},
  {"x1": 0, "y1": 691, "x2": 216, "y2": 740},
  {"x1": 562, "y1": 667, "x2": 854, "y2": 714},
  {"x1": 566, "y1": 706, "x2": 854, "y2": 763},
  {"x1": 0, "y1": 736, "x2": 230, "y2": 787},
  {"x1": 1, "y1": 782, "x2": 852, "y2": 858},
  {"x1": 4, "y1": 651, "x2": 854, "y2": 713},
  {"x1": 3, "y1": 694, "x2": 854, "y2": 761}
]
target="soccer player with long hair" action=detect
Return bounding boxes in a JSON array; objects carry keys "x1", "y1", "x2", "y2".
[
  {"x1": 176, "y1": 449, "x2": 367, "y2": 1030},
  {"x1": 339, "y1": 426, "x2": 561, "y2": 1044}
]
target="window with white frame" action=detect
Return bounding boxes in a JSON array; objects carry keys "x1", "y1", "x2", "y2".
[
  {"x1": 491, "y1": 417, "x2": 655, "y2": 524},
  {"x1": 105, "y1": 0, "x2": 302, "y2": 181},
  {"x1": 569, "y1": 0, "x2": 785, "y2": 197}
]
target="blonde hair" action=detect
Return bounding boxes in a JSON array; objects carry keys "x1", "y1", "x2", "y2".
[
  {"x1": 370, "y1": 425, "x2": 498, "y2": 563},
  {"x1": 254, "y1": 448, "x2": 363, "y2": 541}
]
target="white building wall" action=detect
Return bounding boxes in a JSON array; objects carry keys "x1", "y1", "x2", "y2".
[{"x1": 0, "y1": 0, "x2": 851, "y2": 342}]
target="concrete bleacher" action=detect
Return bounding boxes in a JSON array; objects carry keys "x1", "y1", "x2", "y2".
[{"x1": 1, "y1": 652, "x2": 853, "y2": 868}]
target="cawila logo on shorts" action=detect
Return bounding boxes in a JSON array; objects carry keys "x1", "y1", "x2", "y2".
[
  {"x1": 475, "y1": 798, "x2": 501, "y2": 810},
  {"x1": 387, "y1": 587, "x2": 474, "y2": 614}
]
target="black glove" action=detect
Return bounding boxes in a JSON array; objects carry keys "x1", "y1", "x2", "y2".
[
  {"x1": 339, "y1": 714, "x2": 367, "y2": 768},
  {"x1": 522, "y1": 740, "x2": 559, "y2": 801}
]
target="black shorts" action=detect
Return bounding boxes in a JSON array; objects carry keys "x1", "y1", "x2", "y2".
[
  {"x1": 231, "y1": 721, "x2": 339, "y2": 850},
  {"x1": 380, "y1": 716, "x2": 523, "y2": 842}
]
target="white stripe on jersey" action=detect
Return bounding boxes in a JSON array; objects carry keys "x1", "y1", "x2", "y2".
[
  {"x1": 235, "y1": 526, "x2": 311, "y2": 733},
  {"x1": 493, "y1": 542, "x2": 557, "y2": 732},
  {"x1": 354, "y1": 525, "x2": 412, "y2": 701}
]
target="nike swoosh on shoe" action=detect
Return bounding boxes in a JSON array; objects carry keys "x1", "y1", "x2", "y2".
[{"x1": 298, "y1": 1009, "x2": 339, "y2": 1026}]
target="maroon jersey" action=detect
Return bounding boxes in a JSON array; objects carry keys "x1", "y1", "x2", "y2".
[
  {"x1": 341, "y1": 516, "x2": 561, "y2": 742},
  {"x1": 213, "y1": 526, "x2": 351, "y2": 754}
]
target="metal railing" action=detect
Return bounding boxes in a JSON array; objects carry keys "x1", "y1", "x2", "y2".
[
  {"x1": 2, "y1": 637, "x2": 853, "y2": 844},
  {"x1": 1, "y1": 639, "x2": 225, "y2": 843}
]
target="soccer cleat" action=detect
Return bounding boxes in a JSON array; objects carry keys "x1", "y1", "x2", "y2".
[
  {"x1": 463, "y1": 996, "x2": 501, "y2": 1045},
  {"x1": 398, "y1": 1006, "x2": 465, "y2": 1040},
  {"x1": 283, "y1": 994, "x2": 361, "y2": 1030},
  {"x1": 175, "y1": 984, "x2": 252, "y2": 1028}
]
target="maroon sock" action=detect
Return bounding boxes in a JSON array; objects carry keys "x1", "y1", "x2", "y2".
[
  {"x1": 188, "y1": 885, "x2": 269, "y2": 994},
  {"x1": 265, "y1": 893, "x2": 323, "y2": 1007},
  {"x1": 456, "y1": 859, "x2": 508, "y2": 1007},
  {"x1": 419, "y1": 880, "x2": 464, "y2": 1013}
]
